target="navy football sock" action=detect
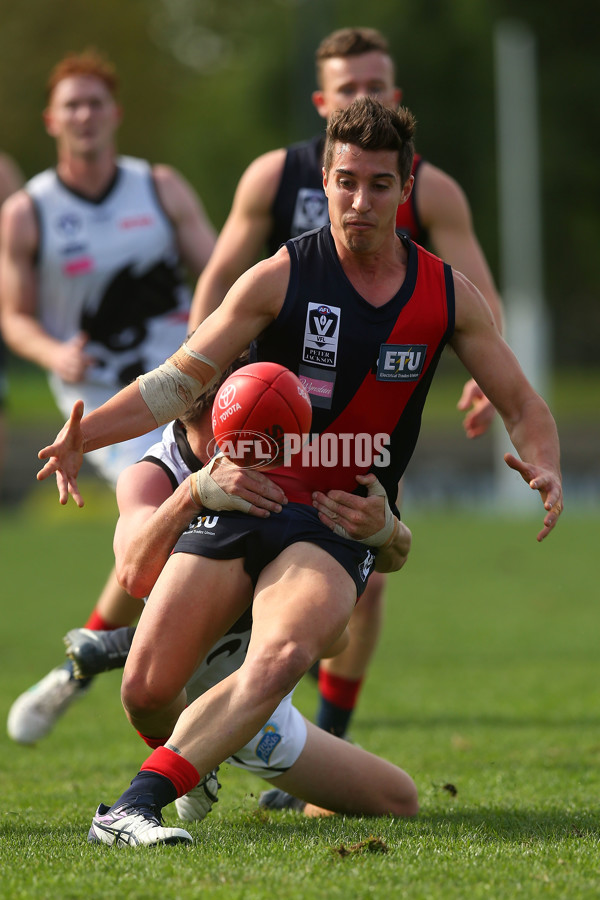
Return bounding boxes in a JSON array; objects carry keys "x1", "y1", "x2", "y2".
[
  {"x1": 315, "y1": 697, "x2": 353, "y2": 738},
  {"x1": 110, "y1": 771, "x2": 177, "y2": 813}
]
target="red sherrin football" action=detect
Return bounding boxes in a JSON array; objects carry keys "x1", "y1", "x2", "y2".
[{"x1": 211, "y1": 362, "x2": 312, "y2": 468}]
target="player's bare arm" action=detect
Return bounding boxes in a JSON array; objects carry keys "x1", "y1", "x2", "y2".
[
  {"x1": 450, "y1": 269, "x2": 562, "y2": 540},
  {"x1": 114, "y1": 462, "x2": 180, "y2": 597},
  {"x1": 189, "y1": 149, "x2": 286, "y2": 329},
  {"x1": 0, "y1": 152, "x2": 24, "y2": 203},
  {"x1": 419, "y1": 162, "x2": 504, "y2": 438},
  {"x1": 152, "y1": 164, "x2": 216, "y2": 276},
  {"x1": 115, "y1": 457, "x2": 287, "y2": 598},
  {"x1": 0, "y1": 192, "x2": 93, "y2": 382}
]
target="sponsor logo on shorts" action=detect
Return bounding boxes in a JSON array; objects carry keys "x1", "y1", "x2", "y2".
[
  {"x1": 256, "y1": 725, "x2": 282, "y2": 764},
  {"x1": 187, "y1": 514, "x2": 220, "y2": 534},
  {"x1": 359, "y1": 550, "x2": 376, "y2": 582}
]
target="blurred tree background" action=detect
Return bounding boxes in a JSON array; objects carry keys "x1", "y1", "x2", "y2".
[{"x1": 0, "y1": 0, "x2": 598, "y2": 367}]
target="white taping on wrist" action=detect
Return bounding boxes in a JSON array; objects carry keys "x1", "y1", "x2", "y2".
[
  {"x1": 138, "y1": 344, "x2": 221, "y2": 426},
  {"x1": 331, "y1": 478, "x2": 396, "y2": 547},
  {"x1": 359, "y1": 479, "x2": 396, "y2": 547},
  {"x1": 190, "y1": 454, "x2": 251, "y2": 513}
]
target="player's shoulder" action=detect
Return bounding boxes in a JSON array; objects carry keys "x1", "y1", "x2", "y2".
[
  {"x1": 23, "y1": 167, "x2": 56, "y2": 196},
  {"x1": 229, "y1": 148, "x2": 287, "y2": 215},
  {"x1": 120, "y1": 155, "x2": 184, "y2": 195},
  {"x1": 416, "y1": 160, "x2": 469, "y2": 205},
  {"x1": 240, "y1": 148, "x2": 287, "y2": 190},
  {"x1": 0, "y1": 186, "x2": 37, "y2": 244},
  {"x1": 413, "y1": 159, "x2": 471, "y2": 227}
]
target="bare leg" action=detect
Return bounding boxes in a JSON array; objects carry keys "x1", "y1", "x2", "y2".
[
  {"x1": 320, "y1": 571, "x2": 386, "y2": 680},
  {"x1": 121, "y1": 553, "x2": 254, "y2": 739},
  {"x1": 315, "y1": 570, "x2": 386, "y2": 736},
  {"x1": 265, "y1": 718, "x2": 418, "y2": 817},
  {"x1": 93, "y1": 566, "x2": 144, "y2": 626},
  {"x1": 168, "y1": 542, "x2": 357, "y2": 776}
]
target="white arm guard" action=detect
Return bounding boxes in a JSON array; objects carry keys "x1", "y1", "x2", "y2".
[
  {"x1": 332, "y1": 478, "x2": 397, "y2": 548},
  {"x1": 138, "y1": 344, "x2": 221, "y2": 426},
  {"x1": 189, "y1": 454, "x2": 252, "y2": 513}
]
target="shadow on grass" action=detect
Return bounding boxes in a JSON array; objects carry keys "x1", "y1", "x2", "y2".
[
  {"x1": 413, "y1": 807, "x2": 600, "y2": 841},
  {"x1": 199, "y1": 806, "x2": 600, "y2": 845},
  {"x1": 364, "y1": 714, "x2": 600, "y2": 730},
  {"x1": 1, "y1": 807, "x2": 598, "y2": 857}
]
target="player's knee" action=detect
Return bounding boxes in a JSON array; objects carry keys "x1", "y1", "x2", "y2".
[
  {"x1": 121, "y1": 668, "x2": 174, "y2": 716},
  {"x1": 243, "y1": 640, "x2": 314, "y2": 701},
  {"x1": 384, "y1": 775, "x2": 419, "y2": 818}
]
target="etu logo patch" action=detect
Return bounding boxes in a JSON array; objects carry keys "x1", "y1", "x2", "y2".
[{"x1": 376, "y1": 344, "x2": 427, "y2": 381}]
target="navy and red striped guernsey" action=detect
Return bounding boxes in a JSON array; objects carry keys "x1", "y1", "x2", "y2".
[{"x1": 253, "y1": 224, "x2": 455, "y2": 508}]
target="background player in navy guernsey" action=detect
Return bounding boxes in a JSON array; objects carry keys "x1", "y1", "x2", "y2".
[
  {"x1": 39, "y1": 97, "x2": 561, "y2": 847},
  {"x1": 1, "y1": 50, "x2": 216, "y2": 746},
  {"x1": 189, "y1": 26, "x2": 506, "y2": 756}
]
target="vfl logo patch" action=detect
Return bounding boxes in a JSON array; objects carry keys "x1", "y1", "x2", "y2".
[
  {"x1": 291, "y1": 188, "x2": 329, "y2": 237},
  {"x1": 302, "y1": 302, "x2": 340, "y2": 368},
  {"x1": 377, "y1": 344, "x2": 427, "y2": 381},
  {"x1": 55, "y1": 212, "x2": 82, "y2": 238},
  {"x1": 256, "y1": 727, "x2": 282, "y2": 764}
]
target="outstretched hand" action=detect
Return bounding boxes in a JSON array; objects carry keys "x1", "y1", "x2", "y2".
[
  {"x1": 457, "y1": 378, "x2": 496, "y2": 439},
  {"x1": 504, "y1": 452, "x2": 563, "y2": 542},
  {"x1": 37, "y1": 400, "x2": 86, "y2": 507}
]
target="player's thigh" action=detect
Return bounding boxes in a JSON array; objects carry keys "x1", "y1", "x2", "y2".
[
  {"x1": 126, "y1": 552, "x2": 253, "y2": 692},
  {"x1": 250, "y1": 541, "x2": 357, "y2": 662}
]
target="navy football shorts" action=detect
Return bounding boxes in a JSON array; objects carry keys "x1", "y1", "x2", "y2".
[{"x1": 173, "y1": 502, "x2": 376, "y2": 597}]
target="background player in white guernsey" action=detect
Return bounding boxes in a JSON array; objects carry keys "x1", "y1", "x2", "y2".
[{"x1": 0, "y1": 50, "x2": 216, "y2": 743}]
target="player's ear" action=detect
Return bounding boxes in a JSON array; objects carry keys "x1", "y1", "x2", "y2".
[
  {"x1": 311, "y1": 90, "x2": 328, "y2": 120},
  {"x1": 43, "y1": 107, "x2": 58, "y2": 137}
]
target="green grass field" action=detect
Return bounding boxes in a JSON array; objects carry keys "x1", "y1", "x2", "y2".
[{"x1": 1, "y1": 490, "x2": 599, "y2": 899}]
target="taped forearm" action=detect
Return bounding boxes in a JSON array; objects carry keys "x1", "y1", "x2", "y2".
[
  {"x1": 137, "y1": 343, "x2": 221, "y2": 425},
  {"x1": 374, "y1": 516, "x2": 412, "y2": 573},
  {"x1": 189, "y1": 454, "x2": 251, "y2": 513}
]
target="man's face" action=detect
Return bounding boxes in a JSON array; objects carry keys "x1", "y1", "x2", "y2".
[
  {"x1": 313, "y1": 52, "x2": 401, "y2": 120},
  {"x1": 323, "y1": 142, "x2": 411, "y2": 255},
  {"x1": 44, "y1": 75, "x2": 121, "y2": 159}
]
